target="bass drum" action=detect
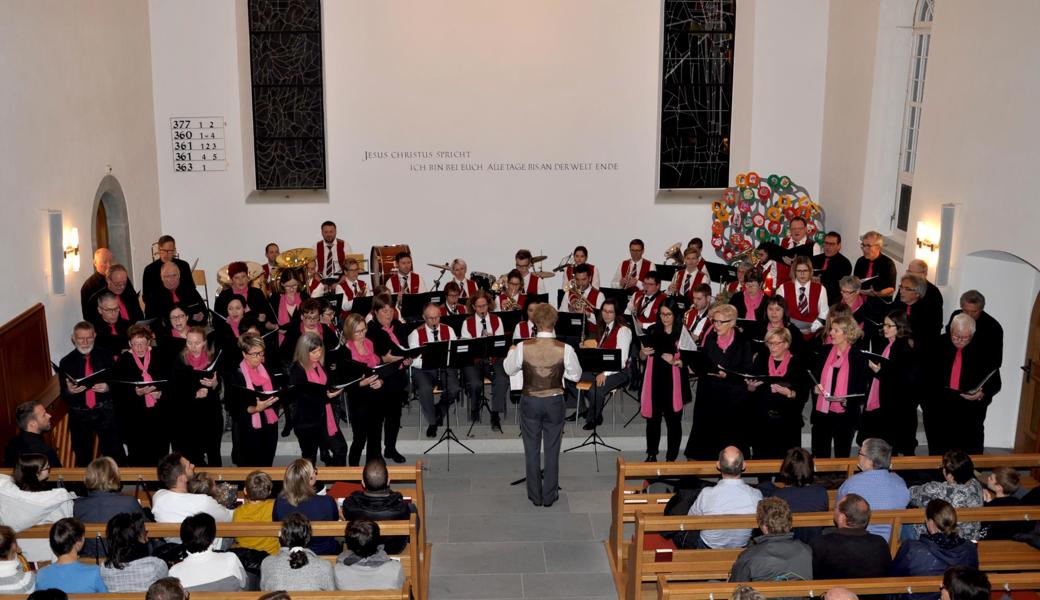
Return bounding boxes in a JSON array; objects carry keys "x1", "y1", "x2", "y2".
[{"x1": 370, "y1": 244, "x2": 411, "y2": 290}]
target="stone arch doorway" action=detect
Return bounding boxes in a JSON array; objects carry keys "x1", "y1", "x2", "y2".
[{"x1": 91, "y1": 175, "x2": 132, "y2": 275}]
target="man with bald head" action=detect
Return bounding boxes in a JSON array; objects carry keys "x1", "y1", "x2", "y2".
[
  {"x1": 926, "y1": 313, "x2": 1001, "y2": 455},
  {"x1": 946, "y1": 290, "x2": 1004, "y2": 368},
  {"x1": 811, "y1": 493, "x2": 891, "y2": 579},
  {"x1": 687, "y1": 446, "x2": 762, "y2": 548},
  {"x1": 142, "y1": 234, "x2": 194, "y2": 310},
  {"x1": 824, "y1": 588, "x2": 859, "y2": 600},
  {"x1": 80, "y1": 248, "x2": 113, "y2": 318},
  {"x1": 86, "y1": 264, "x2": 142, "y2": 322},
  {"x1": 145, "y1": 261, "x2": 206, "y2": 323},
  {"x1": 907, "y1": 259, "x2": 943, "y2": 315}
]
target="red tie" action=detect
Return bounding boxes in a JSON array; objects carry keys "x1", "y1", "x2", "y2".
[
  {"x1": 865, "y1": 261, "x2": 874, "y2": 279},
  {"x1": 822, "y1": 257, "x2": 830, "y2": 270},
  {"x1": 84, "y1": 354, "x2": 97, "y2": 409},
  {"x1": 906, "y1": 304, "x2": 912, "y2": 316},
  {"x1": 117, "y1": 297, "x2": 129, "y2": 321},
  {"x1": 109, "y1": 322, "x2": 117, "y2": 335},
  {"x1": 949, "y1": 348, "x2": 963, "y2": 389},
  {"x1": 171, "y1": 289, "x2": 179, "y2": 303}
]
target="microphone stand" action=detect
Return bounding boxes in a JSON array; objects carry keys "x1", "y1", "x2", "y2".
[{"x1": 431, "y1": 267, "x2": 447, "y2": 292}]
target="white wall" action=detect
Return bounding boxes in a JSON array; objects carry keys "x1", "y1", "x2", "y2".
[
  {"x1": 150, "y1": 0, "x2": 831, "y2": 296},
  {"x1": 0, "y1": 1, "x2": 161, "y2": 350},
  {"x1": 906, "y1": 0, "x2": 1040, "y2": 447}
]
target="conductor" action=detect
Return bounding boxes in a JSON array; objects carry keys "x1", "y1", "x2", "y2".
[{"x1": 504, "y1": 304, "x2": 582, "y2": 507}]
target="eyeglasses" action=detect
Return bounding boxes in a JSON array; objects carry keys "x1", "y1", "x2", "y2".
[
  {"x1": 711, "y1": 319, "x2": 734, "y2": 325},
  {"x1": 245, "y1": 351, "x2": 264, "y2": 358},
  {"x1": 860, "y1": 243, "x2": 879, "y2": 248},
  {"x1": 170, "y1": 314, "x2": 188, "y2": 320},
  {"x1": 883, "y1": 322, "x2": 896, "y2": 328}
]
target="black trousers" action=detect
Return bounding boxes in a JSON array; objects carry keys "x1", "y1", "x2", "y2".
[
  {"x1": 811, "y1": 407, "x2": 860, "y2": 458},
  {"x1": 346, "y1": 392, "x2": 383, "y2": 466},
  {"x1": 462, "y1": 359, "x2": 509, "y2": 414},
  {"x1": 68, "y1": 403, "x2": 125, "y2": 466},
  {"x1": 519, "y1": 394, "x2": 565, "y2": 506},
  {"x1": 646, "y1": 401, "x2": 683, "y2": 462},
  {"x1": 297, "y1": 424, "x2": 348, "y2": 466},
  {"x1": 924, "y1": 397, "x2": 988, "y2": 456},
  {"x1": 383, "y1": 389, "x2": 404, "y2": 454},
  {"x1": 413, "y1": 368, "x2": 460, "y2": 426},
  {"x1": 234, "y1": 421, "x2": 278, "y2": 467}
]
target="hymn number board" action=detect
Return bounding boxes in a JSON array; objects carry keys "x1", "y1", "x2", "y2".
[{"x1": 171, "y1": 117, "x2": 227, "y2": 173}]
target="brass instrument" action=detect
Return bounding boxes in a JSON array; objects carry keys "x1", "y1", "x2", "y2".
[
  {"x1": 565, "y1": 278, "x2": 593, "y2": 316},
  {"x1": 492, "y1": 274, "x2": 522, "y2": 311},
  {"x1": 663, "y1": 242, "x2": 683, "y2": 265},
  {"x1": 276, "y1": 247, "x2": 317, "y2": 270}
]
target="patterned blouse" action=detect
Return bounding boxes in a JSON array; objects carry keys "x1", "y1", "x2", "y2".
[{"x1": 909, "y1": 479, "x2": 984, "y2": 540}]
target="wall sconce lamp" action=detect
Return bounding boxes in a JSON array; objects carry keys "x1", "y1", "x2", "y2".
[
  {"x1": 63, "y1": 227, "x2": 80, "y2": 273},
  {"x1": 915, "y1": 226, "x2": 939, "y2": 252}
]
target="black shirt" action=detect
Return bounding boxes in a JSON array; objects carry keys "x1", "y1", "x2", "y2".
[
  {"x1": 812, "y1": 252, "x2": 853, "y2": 302},
  {"x1": 80, "y1": 272, "x2": 108, "y2": 320},
  {"x1": 142, "y1": 258, "x2": 194, "y2": 311},
  {"x1": 853, "y1": 254, "x2": 897, "y2": 296},
  {"x1": 59, "y1": 347, "x2": 116, "y2": 410},
  {"x1": 3, "y1": 430, "x2": 62, "y2": 468},
  {"x1": 811, "y1": 527, "x2": 892, "y2": 579}
]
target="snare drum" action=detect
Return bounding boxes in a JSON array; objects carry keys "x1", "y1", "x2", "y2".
[{"x1": 370, "y1": 244, "x2": 411, "y2": 289}]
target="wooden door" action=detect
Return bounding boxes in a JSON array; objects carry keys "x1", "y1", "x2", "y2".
[
  {"x1": 1014, "y1": 292, "x2": 1040, "y2": 453},
  {"x1": 95, "y1": 200, "x2": 109, "y2": 251}
]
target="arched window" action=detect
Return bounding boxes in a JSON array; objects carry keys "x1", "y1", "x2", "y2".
[{"x1": 893, "y1": 0, "x2": 934, "y2": 232}]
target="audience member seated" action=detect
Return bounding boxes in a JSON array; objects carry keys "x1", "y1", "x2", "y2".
[
  {"x1": 908, "y1": 450, "x2": 984, "y2": 540},
  {"x1": 145, "y1": 577, "x2": 188, "y2": 600},
  {"x1": 825, "y1": 588, "x2": 860, "y2": 600},
  {"x1": 836, "y1": 438, "x2": 910, "y2": 541},
  {"x1": 757, "y1": 447, "x2": 828, "y2": 544},
  {"x1": 729, "y1": 497, "x2": 812, "y2": 582},
  {"x1": 981, "y1": 467, "x2": 1025, "y2": 539},
  {"x1": 687, "y1": 447, "x2": 763, "y2": 549},
  {"x1": 341, "y1": 458, "x2": 412, "y2": 555},
  {"x1": 168, "y1": 513, "x2": 247, "y2": 591},
  {"x1": 0, "y1": 525, "x2": 35, "y2": 595},
  {"x1": 100, "y1": 512, "x2": 168, "y2": 592},
  {"x1": 334, "y1": 517, "x2": 405, "y2": 591},
  {"x1": 0, "y1": 454, "x2": 74, "y2": 562},
  {"x1": 273, "y1": 459, "x2": 341, "y2": 556},
  {"x1": 233, "y1": 470, "x2": 280, "y2": 556},
  {"x1": 34, "y1": 518, "x2": 107, "y2": 593},
  {"x1": 942, "y1": 566, "x2": 990, "y2": 600},
  {"x1": 260, "y1": 512, "x2": 335, "y2": 592},
  {"x1": 891, "y1": 500, "x2": 979, "y2": 600},
  {"x1": 151, "y1": 453, "x2": 234, "y2": 546},
  {"x1": 810, "y1": 493, "x2": 892, "y2": 579},
  {"x1": 3, "y1": 401, "x2": 61, "y2": 469},
  {"x1": 73, "y1": 457, "x2": 144, "y2": 557},
  {"x1": 732, "y1": 585, "x2": 766, "y2": 600}
]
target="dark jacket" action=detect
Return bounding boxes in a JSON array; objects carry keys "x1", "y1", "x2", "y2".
[
  {"x1": 273, "y1": 495, "x2": 340, "y2": 555},
  {"x1": 810, "y1": 527, "x2": 891, "y2": 579},
  {"x1": 3, "y1": 430, "x2": 62, "y2": 469},
  {"x1": 946, "y1": 310, "x2": 1004, "y2": 368},
  {"x1": 853, "y1": 254, "x2": 897, "y2": 296},
  {"x1": 341, "y1": 490, "x2": 412, "y2": 554},
  {"x1": 982, "y1": 495, "x2": 1027, "y2": 540},
  {"x1": 890, "y1": 532, "x2": 979, "y2": 600},
  {"x1": 757, "y1": 482, "x2": 827, "y2": 544},
  {"x1": 73, "y1": 491, "x2": 145, "y2": 557},
  {"x1": 812, "y1": 252, "x2": 852, "y2": 304},
  {"x1": 59, "y1": 347, "x2": 116, "y2": 411},
  {"x1": 728, "y1": 532, "x2": 812, "y2": 582}
]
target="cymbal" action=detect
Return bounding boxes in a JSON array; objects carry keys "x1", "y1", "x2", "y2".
[
  {"x1": 276, "y1": 247, "x2": 316, "y2": 269},
  {"x1": 531, "y1": 255, "x2": 548, "y2": 263},
  {"x1": 217, "y1": 260, "x2": 264, "y2": 285},
  {"x1": 534, "y1": 270, "x2": 556, "y2": 279},
  {"x1": 427, "y1": 262, "x2": 452, "y2": 271}
]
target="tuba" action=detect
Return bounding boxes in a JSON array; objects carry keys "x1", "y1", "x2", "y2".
[{"x1": 663, "y1": 242, "x2": 683, "y2": 265}]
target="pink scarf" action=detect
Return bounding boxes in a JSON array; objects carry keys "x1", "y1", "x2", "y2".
[
  {"x1": 241, "y1": 360, "x2": 278, "y2": 429},
  {"x1": 351, "y1": 339, "x2": 380, "y2": 368},
  {"x1": 277, "y1": 293, "x2": 299, "y2": 345},
  {"x1": 640, "y1": 333, "x2": 682, "y2": 418},
  {"x1": 382, "y1": 322, "x2": 401, "y2": 346},
  {"x1": 131, "y1": 350, "x2": 157, "y2": 408},
  {"x1": 743, "y1": 292, "x2": 763, "y2": 318},
  {"x1": 117, "y1": 296, "x2": 129, "y2": 321},
  {"x1": 716, "y1": 329, "x2": 735, "y2": 352},
  {"x1": 171, "y1": 328, "x2": 187, "y2": 339},
  {"x1": 815, "y1": 345, "x2": 850, "y2": 414},
  {"x1": 228, "y1": 317, "x2": 241, "y2": 338},
  {"x1": 866, "y1": 339, "x2": 893, "y2": 411},
  {"x1": 186, "y1": 351, "x2": 209, "y2": 370},
  {"x1": 306, "y1": 363, "x2": 337, "y2": 437},
  {"x1": 848, "y1": 294, "x2": 865, "y2": 313},
  {"x1": 768, "y1": 352, "x2": 792, "y2": 377}
]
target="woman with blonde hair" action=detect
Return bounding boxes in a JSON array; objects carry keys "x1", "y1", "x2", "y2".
[
  {"x1": 272, "y1": 459, "x2": 340, "y2": 555},
  {"x1": 341, "y1": 314, "x2": 389, "y2": 466},
  {"x1": 288, "y1": 332, "x2": 348, "y2": 466},
  {"x1": 810, "y1": 315, "x2": 870, "y2": 458},
  {"x1": 226, "y1": 333, "x2": 281, "y2": 466},
  {"x1": 73, "y1": 457, "x2": 143, "y2": 557}
]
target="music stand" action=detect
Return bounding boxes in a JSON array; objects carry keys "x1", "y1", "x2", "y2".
[
  {"x1": 421, "y1": 340, "x2": 473, "y2": 469},
  {"x1": 317, "y1": 292, "x2": 344, "y2": 314},
  {"x1": 704, "y1": 261, "x2": 738, "y2": 285},
  {"x1": 555, "y1": 311, "x2": 586, "y2": 347},
  {"x1": 528, "y1": 293, "x2": 549, "y2": 306},
  {"x1": 440, "y1": 313, "x2": 468, "y2": 336},
  {"x1": 654, "y1": 263, "x2": 680, "y2": 284},
  {"x1": 564, "y1": 348, "x2": 622, "y2": 471},
  {"x1": 493, "y1": 310, "x2": 523, "y2": 340},
  {"x1": 401, "y1": 291, "x2": 445, "y2": 321},
  {"x1": 348, "y1": 295, "x2": 373, "y2": 317},
  {"x1": 452, "y1": 336, "x2": 510, "y2": 436}
]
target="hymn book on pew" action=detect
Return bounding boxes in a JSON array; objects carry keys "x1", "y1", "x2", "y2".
[{"x1": 51, "y1": 362, "x2": 110, "y2": 388}]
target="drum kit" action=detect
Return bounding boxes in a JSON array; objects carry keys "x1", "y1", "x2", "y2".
[{"x1": 368, "y1": 246, "x2": 555, "y2": 293}]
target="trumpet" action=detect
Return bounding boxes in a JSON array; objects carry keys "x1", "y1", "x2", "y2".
[
  {"x1": 663, "y1": 242, "x2": 683, "y2": 265},
  {"x1": 565, "y1": 278, "x2": 593, "y2": 316},
  {"x1": 492, "y1": 275, "x2": 522, "y2": 311}
]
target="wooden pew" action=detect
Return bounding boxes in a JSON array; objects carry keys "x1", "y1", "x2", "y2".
[
  {"x1": 20, "y1": 517, "x2": 422, "y2": 600},
  {"x1": 2, "y1": 463, "x2": 430, "y2": 600},
  {"x1": 608, "y1": 454, "x2": 1040, "y2": 574},
  {"x1": 623, "y1": 506, "x2": 1040, "y2": 600},
  {"x1": 68, "y1": 584, "x2": 411, "y2": 600},
  {"x1": 656, "y1": 572, "x2": 1040, "y2": 600}
]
